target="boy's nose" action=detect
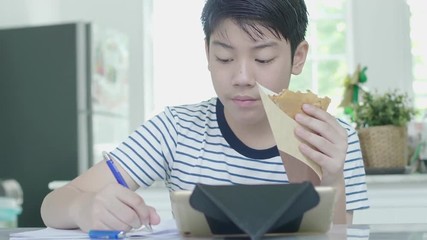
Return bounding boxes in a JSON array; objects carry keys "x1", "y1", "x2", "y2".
[{"x1": 232, "y1": 61, "x2": 255, "y2": 86}]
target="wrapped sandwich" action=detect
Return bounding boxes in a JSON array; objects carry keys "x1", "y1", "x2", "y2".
[
  {"x1": 270, "y1": 89, "x2": 331, "y2": 118},
  {"x1": 258, "y1": 83, "x2": 331, "y2": 182}
]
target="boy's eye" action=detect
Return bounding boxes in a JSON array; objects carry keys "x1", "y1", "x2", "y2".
[
  {"x1": 216, "y1": 57, "x2": 233, "y2": 63},
  {"x1": 255, "y1": 58, "x2": 274, "y2": 64}
]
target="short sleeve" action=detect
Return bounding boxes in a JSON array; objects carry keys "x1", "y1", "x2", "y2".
[
  {"x1": 338, "y1": 119, "x2": 370, "y2": 211},
  {"x1": 111, "y1": 108, "x2": 178, "y2": 188}
]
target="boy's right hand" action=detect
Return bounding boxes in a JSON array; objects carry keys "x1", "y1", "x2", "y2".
[{"x1": 70, "y1": 183, "x2": 160, "y2": 232}]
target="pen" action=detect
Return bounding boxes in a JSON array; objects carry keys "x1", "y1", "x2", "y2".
[
  {"x1": 103, "y1": 151, "x2": 129, "y2": 188},
  {"x1": 89, "y1": 230, "x2": 125, "y2": 239},
  {"x1": 102, "y1": 151, "x2": 152, "y2": 232}
]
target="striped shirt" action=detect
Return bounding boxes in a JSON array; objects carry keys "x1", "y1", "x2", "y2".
[{"x1": 112, "y1": 98, "x2": 369, "y2": 211}]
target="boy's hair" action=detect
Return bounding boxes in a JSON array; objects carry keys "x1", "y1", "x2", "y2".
[{"x1": 201, "y1": 0, "x2": 308, "y2": 58}]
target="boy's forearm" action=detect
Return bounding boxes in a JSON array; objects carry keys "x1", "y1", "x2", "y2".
[
  {"x1": 325, "y1": 177, "x2": 347, "y2": 224},
  {"x1": 280, "y1": 152, "x2": 321, "y2": 185},
  {"x1": 346, "y1": 211, "x2": 354, "y2": 225},
  {"x1": 40, "y1": 185, "x2": 85, "y2": 229}
]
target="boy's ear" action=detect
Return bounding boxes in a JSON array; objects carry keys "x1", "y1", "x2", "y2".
[
  {"x1": 291, "y1": 40, "x2": 309, "y2": 75},
  {"x1": 205, "y1": 38, "x2": 211, "y2": 71}
]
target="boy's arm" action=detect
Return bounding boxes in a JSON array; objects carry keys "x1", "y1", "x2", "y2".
[
  {"x1": 41, "y1": 160, "x2": 160, "y2": 231},
  {"x1": 324, "y1": 174, "x2": 347, "y2": 224},
  {"x1": 347, "y1": 211, "x2": 354, "y2": 224},
  {"x1": 283, "y1": 154, "x2": 348, "y2": 224},
  {"x1": 292, "y1": 103, "x2": 350, "y2": 224}
]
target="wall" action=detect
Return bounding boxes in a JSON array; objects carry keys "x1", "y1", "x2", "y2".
[{"x1": 349, "y1": 0, "x2": 413, "y2": 97}]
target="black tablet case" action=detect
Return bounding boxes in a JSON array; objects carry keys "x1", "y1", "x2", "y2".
[{"x1": 189, "y1": 182, "x2": 320, "y2": 240}]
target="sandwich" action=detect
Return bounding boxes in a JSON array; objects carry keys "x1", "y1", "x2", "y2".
[{"x1": 269, "y1": 89, "x2": 331, "y2": 119}]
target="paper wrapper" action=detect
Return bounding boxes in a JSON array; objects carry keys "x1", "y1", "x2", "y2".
[{"x1": 258, "y1": 83, "x2": 322, "y2": 181}]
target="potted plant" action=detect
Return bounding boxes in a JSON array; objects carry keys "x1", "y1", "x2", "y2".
[{"x1": 354, "y1": 90, "x2": 417, "y2": 170}]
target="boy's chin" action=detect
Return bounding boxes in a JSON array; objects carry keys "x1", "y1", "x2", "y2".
[{"x1": 226, "y1": 107, "x2": 267, "y2": 124}]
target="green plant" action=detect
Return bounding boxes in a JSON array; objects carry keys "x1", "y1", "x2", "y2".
[{"x1": 354, "y1": 90, "x2": 417, "y2": 128}]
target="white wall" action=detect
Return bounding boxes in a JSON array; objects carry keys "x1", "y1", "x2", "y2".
[
  {"x1": 0, "y1": 0, "x2": 147, "y2": 130},
  {"x1": 350, "y1": 0, "x2": 413, "y2": 98}
]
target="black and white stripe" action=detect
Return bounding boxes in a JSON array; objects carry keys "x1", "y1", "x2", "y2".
[{"x1": 113, "y1": 98, "x2": 369, "y2": 211}]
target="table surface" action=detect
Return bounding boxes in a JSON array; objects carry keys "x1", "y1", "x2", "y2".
[
  {"x1": 2, "y1": 223, "x2": 427, "y2": 240},
  {"x1": 49, "y1": 173, "x2": 427, "y2": 189}
]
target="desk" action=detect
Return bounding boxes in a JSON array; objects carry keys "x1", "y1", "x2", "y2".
[{"x1": 2, "y1": 224, "x2": 427, "y2": 240}]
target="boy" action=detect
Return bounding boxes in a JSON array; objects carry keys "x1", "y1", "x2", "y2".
[{"x1": 41, "y1": 0, "x2": 368, "y2": 231}]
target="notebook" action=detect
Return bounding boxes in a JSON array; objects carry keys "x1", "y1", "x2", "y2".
[{"x1": 170, "y1": 185, "x2": 336, "y2": 238}]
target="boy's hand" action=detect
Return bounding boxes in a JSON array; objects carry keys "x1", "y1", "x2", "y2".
[
  {"x1": 70, "y1": 184, "x2": 160, "y2": 232},
  {"x1": 294, "y1": 103, "x2": 348, "y2": 186}
]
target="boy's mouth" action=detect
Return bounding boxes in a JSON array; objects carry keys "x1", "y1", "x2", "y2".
[{"x1": 232, "y1": 96, "x2": 258, "y2": 107}]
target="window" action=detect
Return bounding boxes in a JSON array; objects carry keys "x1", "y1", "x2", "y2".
[
  {"x1": 150, "y1": 0, "x2": 212, "y2": 118},
  {"x1": 407, "y1": 0, "x2": 427, "y2": 114},
  {"x1": 150, "y1": 0, "x2": 348, "y2": 118},
  {"x1": 291, "y1": 0, "x2": 349, "y2": 117}
]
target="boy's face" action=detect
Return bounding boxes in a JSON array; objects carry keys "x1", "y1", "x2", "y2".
[{"x1": 206, "y1": 19, "x2": 308, "y2": 125}]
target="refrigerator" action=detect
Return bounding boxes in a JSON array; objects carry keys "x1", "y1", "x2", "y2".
[{"x1": 0, "y1": 22, "x2": 130, "y2": 227}]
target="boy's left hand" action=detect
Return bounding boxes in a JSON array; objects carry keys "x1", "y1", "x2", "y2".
[{"x1": 294, "y1": 103, "x2": 348, "y2": 186}]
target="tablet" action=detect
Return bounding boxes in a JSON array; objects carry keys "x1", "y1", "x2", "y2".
[{"x1": 170, "y1": 186, "x2": 336, "y2": 237}]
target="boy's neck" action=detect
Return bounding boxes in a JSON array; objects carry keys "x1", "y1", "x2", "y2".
[{"x1": 225, "y1": 112, "x2": 276, "y2": 150}]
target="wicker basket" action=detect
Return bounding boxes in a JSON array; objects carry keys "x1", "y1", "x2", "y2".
[{"x1": 357, "y1": 125, "x2": 408, "y2": 168}]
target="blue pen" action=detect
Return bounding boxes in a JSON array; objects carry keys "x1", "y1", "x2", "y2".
[
  {"x1": 102, "y1": 151, "x2": 153, "y2": 232},
  {"x1": 89, "y1": 230, "x2": 125, "y2": 239},
  {"x1": 103, "y1": 151, "x2": 129, "y2": 188}
]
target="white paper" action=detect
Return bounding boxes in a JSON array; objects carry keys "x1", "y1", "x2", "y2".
[
  {"x1": 10, "y1": 219, "x2": 179, "y2": 239},
  {"x1": 10, "y1": 228, "x2": 87, "y2": 240}
]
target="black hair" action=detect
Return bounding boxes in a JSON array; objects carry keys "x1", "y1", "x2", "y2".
[{"x1": 201, "y1": 0, "x2": 308, "y2": 58}]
